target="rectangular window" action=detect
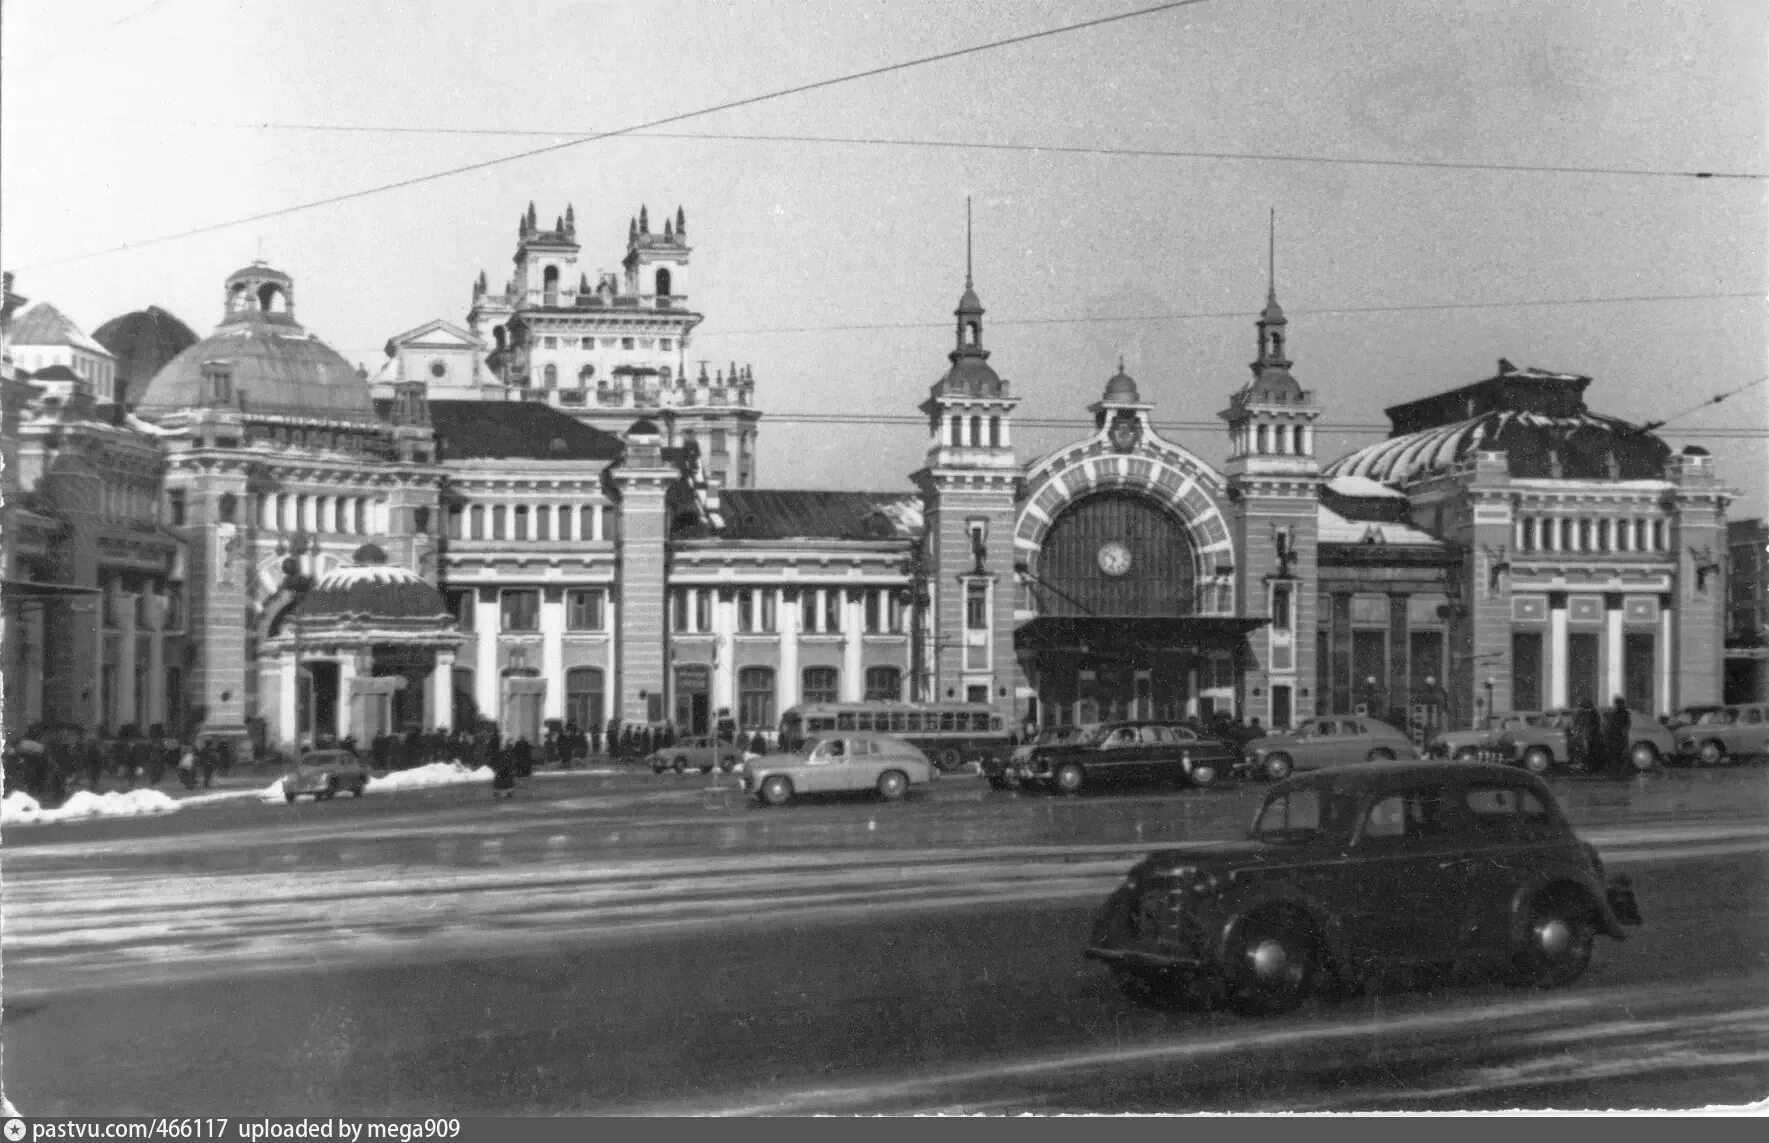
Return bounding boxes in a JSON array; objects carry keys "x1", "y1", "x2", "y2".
[
  {"x1": 759, "y1": 590, "x2": 777, "y2": 633},
  {"x1": 1272, "y1": 584, "x2": 1292, "y2": 631},
  {"x1": 802, "y1": 667, "x2": 839, "y2": 705},
  {"x1": 711, "y1": 429, "x2": 728, "y2": 454},
  {"x1": 671, "y1": 589, "x2": 690, "y2": 633},
  {"x1": 565, "y1": 589, "x2": 603, "y2": 631},
  {"x1": 864, "y1": 591, "x2": 882, "y2": 633},
  {"x1": 513, "y1": 505, "x2": 529, "y2": 541},
  {"x1": 1567, "y1": 632, "x2": 1600, "y2": 708},
  {"x1": 738, "y1": 667, "x2": 775, "y2": 730},
  {"x1": 501, "y1": 589, "x2": 539, "y2": 632},
  {"x1": 447, "y1": 590, "x2": 474, "y2": 631},
  {"x1": 888, "y1": 593, "x2": 906, "y2": 633},
  {"x1": 966, "y1": 582, "x2": 988, "y2": 630},
  {"x1": 542, "y1": 336, "x2": 557, "y2": 349},
  {"x1": 967, "y1": 685, "x2": 989, "y2": 704},
  {"x1": 660, "y1": 338, "x2": 673, "y2": 350},
  {"x1": 167, "y1": 490, "x2": 186, "y2": 526},
  {"x1": 621, "y1": 337, "x2": 635, "y2": 350},
  {"x1": 801, "y1": 591, "x2": 818, "y2": 633},
  {"x1": 535, "y1": 507, "x2": 550, "y2": 541},
  {"x1": 492, "y1": 506, "x2": 507, "y2": 541},
  {"x1": 695, "y1": 589, "x2": 712, "y2": 633},
  {"x1": 580, "y1": 506, "x2": 596, "y2": 540},
  {"x1": 447, "y1": 506, "x2": 464, "y2": 539},
  {"x1": 737, "y1": 589, "x2": 756, "y2": 633},
  {"x1": 556, "y1": 508, "x2": 572, "y2": 542},
  {"x1": 823, "y1": 590, "x2": 842, "y2": 633},
  {"x1": 865, "y1": 666, "x2": 902, "y2": 702}
]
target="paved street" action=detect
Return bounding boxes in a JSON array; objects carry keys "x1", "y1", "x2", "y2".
[{"x1": 3, "y1": 765, "x2": 1767, "y2": 1114}]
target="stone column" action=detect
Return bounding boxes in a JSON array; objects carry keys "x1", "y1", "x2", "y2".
[
  {"x1": 1329, "y1": 593, "x2": 1352, "y2": 714},
  {"x1": 777, "y1": 587, "x2": 800, "y2": 715},
  {"x1": 475, "y1": 588, "x2": 499, "y2": 725},
  {"x1": 541, "y1": 587, "x2": 565, "y2": 721},
  {"x1": 1387, "y1": 593, "x2": 1409, "y2": 724},
  {"x1": 278, "y1": 649, "x2": 298, "y2": 748},
  {"x1": 117, "y1": 591, "x2": 138, "y2": 728},
  {"x1": 713, "y1": 590, "x2": 735, "y2": 713},
  {"x1": 429, "y1": 648, "x2": 456, "y2": 732},
  {"x1": 336, "y1": 653, "x2": 357, "y2": 741},
  {"x1": 1548, "y1": 593, "x2": 1569, "y2": 710},
  {"x1": 146, "y1": 601, "x2": 165, "y2": 728},
  {"x1": 842, "y1": 588, "x2": 864, "y2": 701},
  {"x1": 1605, "y1": 595, "x2": 1625, "y2": 705},
  {"x1": 1658, "y1": 595, "x2": 1675, "y2": 715}
]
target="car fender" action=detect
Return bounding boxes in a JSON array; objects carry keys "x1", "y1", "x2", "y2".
[
  {"x1": 1508, "y1": 871, "x2": 1627, "y2": 943},
  {"x1": 1214, "y1": 886, "x2": 1352, "y2": 975}
]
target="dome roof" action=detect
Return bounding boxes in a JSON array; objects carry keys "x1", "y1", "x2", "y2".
[
  {"x1": 228, "y1": 263, "x2": 293, "y2": 285},
  {"x1": 290, "y1": 547, "x2": 448, "y2": 624},
  {"x1": 933, "y1": 356, "x2": 1003, "y2": 398},
  {"x1": 1103, "y1": 367, "x2": 1140, "y2": 403},
  {"x1": 1247, "y1": 366, "x2": 1304, "y2": 403},
  {"x1": 133, "y1": 317, "x2": 376, "y2": 423},
  {"x1": 93, "y1": 306, "x2": 198, "y2": 390},
  {"x1": 1325, "y1": 408, "x2": 1673, "y2": 487}
]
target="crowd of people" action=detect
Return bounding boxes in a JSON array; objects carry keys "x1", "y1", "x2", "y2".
[
  {"x1": 1568, "y1": 696, "x2": 1635, "y2": 773},
  {"x1": 2, "y1": 724, "x2": 234, "y2": 805}
]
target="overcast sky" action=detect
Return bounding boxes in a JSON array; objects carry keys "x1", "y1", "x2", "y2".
[{"x1": 5, "y1": 0, "x2": 1765, "y2": 517}]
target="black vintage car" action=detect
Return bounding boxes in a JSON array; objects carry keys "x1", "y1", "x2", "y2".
[
  {"x1": 1007, "y1": 721, "x2": 1240, "y2": 794},
  {"x1": 1084, "y1": 761, "x2": 1640, "y2": 1015}
]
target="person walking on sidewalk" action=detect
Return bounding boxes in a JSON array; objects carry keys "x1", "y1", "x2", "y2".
[{"x1": 176, "y1": 743, "x2": 198, "y2": 790}]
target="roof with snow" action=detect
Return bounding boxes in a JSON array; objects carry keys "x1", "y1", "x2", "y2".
[
  {"x1": 424, "y1": 400, "x2": 625, "y2": 461},
  {"x1": 290, "y1": 545, "x2": 450, "y2": 624},
  {"x1": 1316, "y1": 504, "x2": 1444, "y2": 547},
  {"x1": 1325, "y1": 474, "x2": 1406, "y2": 499},
  {"x1": 716, "y1": 490, "x2": 923, "y2": 541},
  {"x1": 10, "y1": 303, "x2": 112, "y2": 357},
  {"x1": 93, "y1": 306, "x2": 199, "y2": 387}
]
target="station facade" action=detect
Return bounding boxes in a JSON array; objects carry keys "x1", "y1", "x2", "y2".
[{"x1": 0, "y1": 207, "x2": 1739, "y2": 754}]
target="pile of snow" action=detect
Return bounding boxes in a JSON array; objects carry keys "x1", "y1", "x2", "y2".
[
  {"x1": 3, "y1": 787, "x2": 181, "y2": 826},
  {"x1": 366, "y1": 761, "x2": 493, "y2": 792}
]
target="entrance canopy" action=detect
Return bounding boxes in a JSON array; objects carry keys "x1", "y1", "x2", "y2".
[{"x1": 1016, "y1": 615, "x2": 1267, "y2": 653}]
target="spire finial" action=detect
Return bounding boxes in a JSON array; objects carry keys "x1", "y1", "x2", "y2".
[
  {"x1": 1117, "y1": 353, "x2": 1125, "y2": 374},
  {"x1": 1267, "y1": 207, "x2": 1276, "y2": 301},
  {"x1": 965, "y1": 195, "x2": 973, "y2": 290}
]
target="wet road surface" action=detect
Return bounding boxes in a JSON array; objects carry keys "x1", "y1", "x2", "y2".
[{"x1": 3, "y1": 765, "x2": 1766, "y2": 1113}]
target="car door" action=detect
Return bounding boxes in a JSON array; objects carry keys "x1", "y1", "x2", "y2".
[
  {"x1": 1453, "y1": 778, "x2": 1561, "y2": 960},
  {"x1": 1291, "y1": 720, "x2": 1332, "y2": 770},
  {"x1": 1099, "y1": 725, "x2": 1141, "y2": 784},
  {"x1": 799, "y1": 738, "x2": 841, "y2": 792},
  {"x1": 1342, "y1": 785, "x2": 1466, "y2": 965}
]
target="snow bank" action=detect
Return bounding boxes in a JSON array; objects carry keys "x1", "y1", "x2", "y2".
[
  {"x1": 3, "y1": 787, "x2": 181, "y2": 826},
  {"x1": 366, "y1": 761, "x2": 494, "y2": 792}
]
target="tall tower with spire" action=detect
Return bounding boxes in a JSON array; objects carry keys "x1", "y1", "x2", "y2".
[
  {"x1": 1219, "y1": 212, "x2": 1322, "y2": 728},
  {"x1": 913, "y1": 199, "x2": 1022, "y2": 714}
]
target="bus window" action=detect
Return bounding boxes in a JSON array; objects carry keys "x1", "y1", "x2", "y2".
[
  {"x1": 837, "y1": 712, "x2": 856, "y2": 731},
  {"x1": 889, "y1": 712, "x2": 905, "y2": 732},
  {"x1": 856, "y1": 711, "x2": 875, "y2": 731},
  {"x1": 940, "y1": 711, "x2": 956, "y2": 732},
  {"x1": 904, "y1": 712, "x2": 923, "y2": 733},
  {"x1": 990, "y1": 716, "x2": 1003, "y2": 731},
  {"x1": 810, "y1": 716, "x2": 835, "y2": 733}
]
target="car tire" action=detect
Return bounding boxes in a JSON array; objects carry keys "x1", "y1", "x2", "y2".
[
  {"x1": 1262, "y1": 754, "x2": 1293, "y2": 782},
  {"x1": 1453, "y1": 747, "x2": 1480, "y2": 762},
  {"x1": 936, "y1": 747, "x2": 963, "y2": 773},
  {"x1": 1189, "y1": 761, "x2": 1219, "y2": 789},
  {"x1": 1366, "y1": 748, "x2": 1396, "y2": 762},
  {"x1": 284, "y1": 791, "x2": 297, "y2": 804},
  {"x1": 1697, "y1": 739, "x2": 1726, "y2": 767},
  {"x1": 1228, "y1": 918, "x2": 1318, "y2": 1016},
  {"x1": 699, "y1": 765, "x2": 714, "y2": 775},
  {"x1": 876, "y1": 770, "x2": 908, "y2": 801},
  {"x1": 1521, "y1": 746, "x2": 1553, "y2": 775},
  {"x1": 759, "y1": 775, "x2": 793, "y2": 806},
  {"x1": 672, "y1": 757, "x2": 688, "y2": 775},
  {"x1": 352, "y1": 782, "x2": 365, "y2": 798},
  {"x1": 985, "y1": 775, "x2": 1012, "y2": 792},
  {"x1": 719, "y1": 759, "x2": 735, "y2": 774},
  {"x1": 1629, "y1": 742, "x2": 1659, "y2": 772},
  {"x1": 1513, "y1": 894, "x2": 1596, "y2": 989},
  {"x1": 1054, "y1": 762, "x2": 1084, "y2": 795}
]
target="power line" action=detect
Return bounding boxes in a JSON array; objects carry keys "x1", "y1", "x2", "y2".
[
  {"x1": 146, "y1": 120, "x2": 1763, "y2": 183},
  {"x1": 15, "y1": 0, "x2": 1212, "y2": 273},
  {"x1": 1625, "y1": 374, "x2": 1769, "y2": 436},
  {"x1": 733, "y1": 413, "x2": 1769, "y2": 438},
  {"x1": 706, "y1": 289, "x2": 1764, "y2": 337}
]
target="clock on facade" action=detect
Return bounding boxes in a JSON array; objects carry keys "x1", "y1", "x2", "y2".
[{"x1": 1097, "y1": 541, "x2": 1133, "y2": 577}]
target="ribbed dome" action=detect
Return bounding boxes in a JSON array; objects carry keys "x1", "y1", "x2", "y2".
[
  {"x1": 93, "y1": 306, "x2": 198, "y2": 392},
  {"x1": 1325, "y1": 409, "x2": 1673, "y2": 487},
  {"x1": 1248, "y1": 367, "x2": 1303, "y2": 403},
  {"x1": 1103, "y1": 368, "x2": 1140, "y2": 403},
  {"x1": 291, "y1": 549, "x2": 448, "y2": 624},
  {"x1": 934, "y1": 356, "x2": 1003, "y2": 398}
]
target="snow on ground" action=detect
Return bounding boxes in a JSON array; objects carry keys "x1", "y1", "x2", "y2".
[
  {"x1": 258, "y1": 759, "x2": 495, "y2": 802},
  {"x1": 2, "y1": 787, "x2": 181, "y2": 826}
]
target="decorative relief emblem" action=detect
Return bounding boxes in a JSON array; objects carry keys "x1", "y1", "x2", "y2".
[{"x1": 1108, "y1": 409, "x2": 1143, "y2": 454}]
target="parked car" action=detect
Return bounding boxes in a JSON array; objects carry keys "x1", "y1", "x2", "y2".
[
  {"x1": 1671, "y1": 703, "x2": 1769, "y2": 766},
  {"x1": 1238, "y1": 716, "x2": 1421, "y2": 781},
  {"x1": 1084, "y1": 761, "x2": 1640, "y2": 1015},
  {"x1": 1427, "y1": 714, "x2": 1541, "y2": 763},
  {"x1": 1494, "y1": 708, "x2": 1672, "y2": 773},
  {"x1": 648, "y1": 735, "x2": 747, "y2": 775},
  {"x1": 1010, "y1": 721, "x2": 1239, "y2": 794},
  {"x1": 281, "y1": 748, "x2": 370, "y2": 803},
  {"x1": 1666, "y1": 704, "x2": 1726, "y2": 732},
  {"x1": 742, "y1": 732, "x2": 935, "y2": 806},
  {"x1": 982, "y1": 725, "x2": 1094, "y2": 790}
]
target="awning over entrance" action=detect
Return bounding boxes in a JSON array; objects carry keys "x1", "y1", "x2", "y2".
[{"x1": 1015, "y1": 615, "x2": 1268, "y2": 652}]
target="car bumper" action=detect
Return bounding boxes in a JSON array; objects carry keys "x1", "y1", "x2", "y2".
[{"x1": 1082, "y1": 945, "x2": 1208, "y2": 971}]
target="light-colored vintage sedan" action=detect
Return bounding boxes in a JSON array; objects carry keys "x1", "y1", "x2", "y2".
[
  {"x1": 1238, "y1": 716, "x2": 1423, "y2": 781},
  {"x1": 742, "y1": 732, "x2": 935, "y2": 806}
]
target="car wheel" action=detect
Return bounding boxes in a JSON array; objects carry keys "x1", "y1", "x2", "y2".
[
  {"x1": 1228, "y1": 918, "x2": 1318, "y2": 1016},
  {"x1": 700, "y1": 765, "x2": 714, "y2": 775},
  {"x1": 1453, "y1": 747, "x2": 1480, "y2": 762},
  {"x1": 284, "y1": 791, "x2": 297, "y2": 804},
  {"x1": 1629, "y1": 742, "x2": 1659, "y2": 771},
  {"x1": 985, "y1": 775, "x2": 1012, "y2": 792},
  {"x1": 1189, "y1": 761, "x2": 1219, "y2": 789},
  {"x1": 1513, "y1": 894, "x2": 1596, "y2": 989},
  {"x1": 936, "y1": 747, "x2": 963, "y2": 773},
  {"x1": 759, "y1": 775, "x2": 793, "y2": 806},
  {"x1": 719, "y1": 759, "x2": 735, "y2": 774},
  {"x1": 1698, "y1": 739, "x2": 1726, "y2": 767},
  {"x1": 1366, "y1": 747, "x2": 1396, "y2": 762},
  {"x1": 1262, "y1": 754, "x2": 1293, "y2": 782},
  {"x1": 1054, "y1": 762, "x2": 1084, "y2": 795},
  {"x1": 1521, "y1": 746, "x2": 1553, "y2": 775},
  {"x1": 876, "y1": 770, "x2": 908, "y2": 802},
  {"x1": 352, "y1": 782, "x2": 365, "y2": 798},
  {"x1": 672, "y1": 757, "x2": 688, "y2": 774}
]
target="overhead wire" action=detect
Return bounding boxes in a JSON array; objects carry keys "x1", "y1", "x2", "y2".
[{"x1": 15, "y1": 0, "x2": 1214, "y2": 272}]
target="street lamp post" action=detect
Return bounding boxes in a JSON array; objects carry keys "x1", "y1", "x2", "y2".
[{"x1": 281, "y1": 534, "x2": 316, "y2": 748}]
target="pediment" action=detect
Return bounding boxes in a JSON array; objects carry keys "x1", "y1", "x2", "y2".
[{"x1": 384, "y1": 319, "x2": 484, "y2": 353}]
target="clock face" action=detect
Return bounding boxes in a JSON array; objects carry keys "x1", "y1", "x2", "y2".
[{"x1": 1097, "y1": 541, "x2": 1133, "y2": 577}]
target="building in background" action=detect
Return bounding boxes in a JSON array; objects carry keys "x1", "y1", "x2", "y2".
[{"x1": 1725, "y1": 517, "x2": 1768, "y2": 702}]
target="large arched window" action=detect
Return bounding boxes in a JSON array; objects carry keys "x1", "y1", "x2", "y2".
[
  {"x1": 1034, "y1": 491, "x2": 1197, "y2": 618},
  {"x1": 542, "y1": 265, "x2": 560, "y2": 301},
  {"x1": 565, "y1": 667, "x2": 604, "y2": 732},
  {"x1": 864, "y1": 666, "x2": 902, "y2": 702},
  {"x1": 738, "y1": 667, "x2": 775, "y2": 730},
  {"x1": 542, "y1": 364, "x2": 558, "y2": 389},
  {"x1": 655, "y1": 267, "x2": 672, "y2": 297},
  {"x1": 802, "y1": 667, "x2": 839, "y2": 705}
]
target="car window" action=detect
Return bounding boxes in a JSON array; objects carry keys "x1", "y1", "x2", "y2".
[
  {"x1": 1360, "y1": 787, "x2": 1453, "y2": 845},
  {"x1": 1314, "y1": 722, "x2": 1336, "y2": 737},
  {"x1": 1341, "y1": 721, "x2": 1363, "y2": 736},
  {"x1": 1253, "y1": 790, "x2": 1322, "y2": 841},
  {"x1": 1138, "y1": 726, "x2": 1165, "y2": 745},
  {"x1": 1109, "y1": 727, "x2": 1138, "y2": 748},
  {"x1": 1745, "y1": 708, "x2": 1764, "y2": 725},
  {"x1": 1169, "y1": 726, "x2": 1198, "y2": 742}
]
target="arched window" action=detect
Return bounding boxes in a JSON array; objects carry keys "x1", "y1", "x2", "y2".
[
  {"x1": 257, "y1": 283, "x2": 287, "y2": 314},
  {"x1": 950, "y1": 414, "x2": 963, "y2": 445},
  {"x1": 543, "y1": 364, "x2": 558, "y2": 389},
  {"x1": 864, "y1": 666, "x2": 902, "y2": 702},
  {"x1": 565, "y1": 667, "x2": 605, "y2": 732},
  {"x1": 738, "y1": 667, "x2": 775, "y2": 730},
  {"x1": 655, "y1": 268, "x2": 672, "y2": 297},
  {"x1": 542, "y1": 266, "x2": 560, "y2": 302},
  {"x1": 660, "y1": 366, "x2": 672, "y2": 384},
  {"x1": 802, "y1": 667, "x2": 839, "y2": 705},
  {"x1": 1255, "y1": 424, "x2": 1269, "y2": 454},
  {"x1": 969, "y1": 415, "x2": 982, "y2": 446},
  {"x1": 966, "y1": 321, "x2": 979, "y2": 347}
]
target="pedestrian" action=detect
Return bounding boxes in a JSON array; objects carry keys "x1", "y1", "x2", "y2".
[
  {"x1": 1245, "y1": 716, "x2": 1266, "y2": 740},
  {"x1": 82, "y1": 731, "x2": 104, "y2": 794},
  {"x1": 490, "y1": 747, "x2": 517, "y2": 800},
  {"x1": 1601, "y1": 696, "x2": 1632, "y2": 775},
  {"x1": 1570, "y1": 698, "x2": 1601, "y2": 772},
  {"x1": 198, "y1": 739, "x2": 219, "y2": 788},
  {"x1": 177, "y1": 742, "x2": 198, "y2": 790}
]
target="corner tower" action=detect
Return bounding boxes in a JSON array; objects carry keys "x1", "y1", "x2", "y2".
[
  {"x1": 1219, "y1": 214, "x2": 1322, "y2": 728},
  {"x1": 912, "y1": 203, "x2": 1021, "y2": 716}
]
